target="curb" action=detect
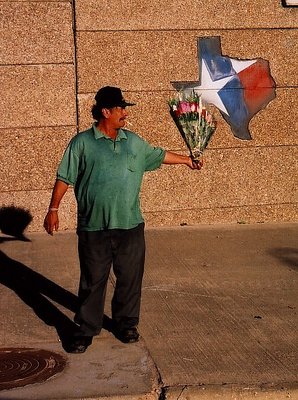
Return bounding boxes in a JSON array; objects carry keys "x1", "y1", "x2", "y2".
[{"x1": 163, "y1": 384, "x2": 298, "y2": 399}]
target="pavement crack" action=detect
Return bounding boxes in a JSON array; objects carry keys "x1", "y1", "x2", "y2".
[
  {"x1": 158, "y1": 386, "x2": 166, "y2": 400},
  {"x1": 144, "y1": 344, "x2": 166, "y2": 400},
  {"x1": 158, "y1": 385, "x2": 187, "y2": 399},
  {"x1": 176, "y1": 385, "x2": 187, "y2": 399}
]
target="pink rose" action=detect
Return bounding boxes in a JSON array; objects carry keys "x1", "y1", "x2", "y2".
[{"x1": 178, "y1": 101, "x2": 191, "y2": 114}]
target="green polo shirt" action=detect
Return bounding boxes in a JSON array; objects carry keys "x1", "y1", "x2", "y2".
[{"x1": 57, "y1": 124, "x2": 165, "y2": 231}]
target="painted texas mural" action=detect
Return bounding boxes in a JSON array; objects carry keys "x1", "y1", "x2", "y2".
[{"x1": 172, "y1": 36, "x2": 276, "y2": 140}]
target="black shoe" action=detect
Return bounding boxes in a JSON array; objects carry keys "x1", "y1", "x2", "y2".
[
  {"x1": 66, "y1": 336, "x2": 93, "y2": 354},
  {"x1": 115, "y1": 327, "x2": 140, "y2": 343}
]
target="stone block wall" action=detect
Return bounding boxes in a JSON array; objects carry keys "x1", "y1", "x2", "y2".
[{"x1": 0, "y1": 0, "x2": 297, "y2": 232}]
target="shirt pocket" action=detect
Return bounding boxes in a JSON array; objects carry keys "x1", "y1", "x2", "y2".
[{"x1": 127, "y1": 153, "x2": 138, "y2": 172}]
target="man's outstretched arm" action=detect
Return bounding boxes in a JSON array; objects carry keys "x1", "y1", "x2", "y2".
[
  {"x1": 163, "y1": 151, "x2": 203, "y2": 170},
  {"x1": 43, "y1": 179, "x2": 69, "y2": 235}
]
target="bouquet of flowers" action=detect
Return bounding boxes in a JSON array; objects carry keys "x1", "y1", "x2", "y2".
[{"x1": 168, "y1": 91, "x2": 216, "y2": 162}]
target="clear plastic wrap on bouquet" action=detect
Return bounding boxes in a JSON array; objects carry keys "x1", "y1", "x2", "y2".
[{"x1": 169, "y1": 91, "x2": 216, "y2": 162}]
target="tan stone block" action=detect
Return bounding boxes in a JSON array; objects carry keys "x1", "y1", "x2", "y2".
[
  {"x1": 144, "y1": 204, "x2": 298, "y2": 227},
  {"x1": 0, "y1": 65, "x2": 76, "y2": 128},
  {"x1": 0, "y1": 127, "x2": 76, "y2": 191},
  {"x1": 76, "y1": 0, "x2": 297, "y2": 31},
  {"x1": 141, "y1": 146, "x2": 298, "y2": 212},
  {"x1": 76, "y1": 29, "x2": 297, "y2": 93},
  {"x1": 0, "y1": 2, "x2": 73, "y2": 64},
  {"x1": 76, "y1": 30, "x2": 197, "y2": 93},
  {"x1": 2, "y1": 144, "x2": 296, "y2": 232},
  {"x1": 78, "y1": 88, "x2": 297, "y2": 150}
]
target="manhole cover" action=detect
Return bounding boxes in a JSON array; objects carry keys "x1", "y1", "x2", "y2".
[{"x1": 0, "y1": 348, "x2": 66, "y2": 390}]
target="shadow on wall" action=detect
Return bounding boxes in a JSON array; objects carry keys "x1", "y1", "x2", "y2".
[
  {"x1": 269, "y1": 247, "x2": 298, "y2": 272},
  {"x1": 0, "y1": 205, "x2": 33, "y2": 242}
]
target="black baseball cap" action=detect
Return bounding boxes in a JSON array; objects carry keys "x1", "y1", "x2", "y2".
[{"x1": 95, "y1": 86, "x2": 136, "y2": 108}]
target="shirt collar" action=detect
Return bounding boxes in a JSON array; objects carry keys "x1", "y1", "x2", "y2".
[{"x1": 92, "y1": 123, "x2": 127, "y2": 141}]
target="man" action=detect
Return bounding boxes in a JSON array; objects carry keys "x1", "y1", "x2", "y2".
[{"x1": 44, "y1": 86, "x2": 202, "y2": 353}]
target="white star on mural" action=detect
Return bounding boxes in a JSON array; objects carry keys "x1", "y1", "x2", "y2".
[{"x1": 186, "y1": 58, "x2": 257, "y2": 116}]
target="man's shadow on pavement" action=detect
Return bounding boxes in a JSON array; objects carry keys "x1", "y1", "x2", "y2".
[
  {"x1": 0, "y1": 250, "x2": 115, "y2": 352},
  {"x1": 0, "y1": 205, "x2": 114, "y2": 352}
]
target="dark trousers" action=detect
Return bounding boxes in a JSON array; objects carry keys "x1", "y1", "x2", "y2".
[{"x1": 74, "y1": 223, "x2": 145, "y2": 336}]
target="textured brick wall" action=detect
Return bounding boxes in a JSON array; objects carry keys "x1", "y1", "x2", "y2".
[{"x1": 0, "y1": 0, "x2": 297, "y2": 232}]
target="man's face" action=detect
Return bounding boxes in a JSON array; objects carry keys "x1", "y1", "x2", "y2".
[{"x1": 107, "y1": 106, "x2": 128, "y2": 129}]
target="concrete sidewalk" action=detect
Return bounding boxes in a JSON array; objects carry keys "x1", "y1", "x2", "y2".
[{"x1": 0, "y1": 223, "x2": 297, "y2": 399}]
